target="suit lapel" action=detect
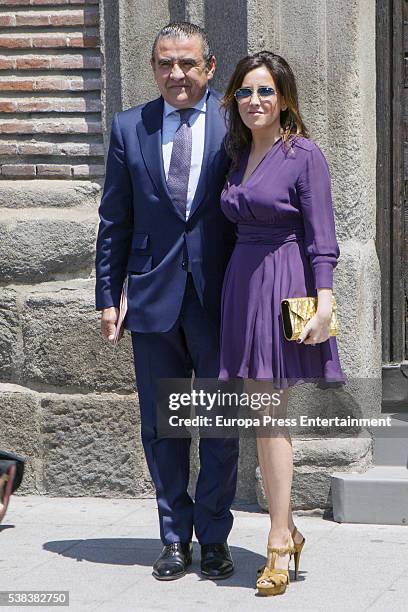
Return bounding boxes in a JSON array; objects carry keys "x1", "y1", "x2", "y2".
[
  {"x1": 136, "y1": 97, "x2": 185, "y2": 221},
  {"x1": 189, "y1": 90, "x2": 225, "y2": 218}
]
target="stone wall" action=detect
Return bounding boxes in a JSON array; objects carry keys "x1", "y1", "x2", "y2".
[
  {"x1": 0, "y1": 0, "x2": 380, "y2": 510},
  {"x1": 0, "y1": 185, "x2": 152, "y2": 497},
  {"x1": 0, "y1": 0, "x2": 151, "y2": 498}
]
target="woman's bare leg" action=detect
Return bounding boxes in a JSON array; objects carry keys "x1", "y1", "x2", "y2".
[
  {"x1": 0, "y1": 463, "x2": 16, "y2": 524},
  {"x1": 257, "y1": 449, "x2": 303, "y2": 544},
  {"x1": 245, "y1": 380, "x2": 302, "y2": 576}
]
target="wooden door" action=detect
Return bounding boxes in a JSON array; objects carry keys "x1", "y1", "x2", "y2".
[
  {"x1": 376, "y1": 0, "x2": 406, "y2": 364},
  {"x1": 376, "y1": 0, "x2": 407, "y2": 410}
]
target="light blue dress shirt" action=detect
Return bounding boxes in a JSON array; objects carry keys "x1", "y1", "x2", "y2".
[{"x1": 162, "y1": 91, "x2": 207, "y2": 220}]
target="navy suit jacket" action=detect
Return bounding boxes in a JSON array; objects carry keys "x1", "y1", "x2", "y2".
[{"x1": 95, "y1": 88, "x2": 235, "y2": 333}]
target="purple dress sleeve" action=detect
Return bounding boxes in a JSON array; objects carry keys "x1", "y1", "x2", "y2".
[{"x1": 295, "y1": 144, "x2": 340, "y2": 290}]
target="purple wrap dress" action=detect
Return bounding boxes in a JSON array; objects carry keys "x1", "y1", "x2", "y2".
[{"x1": 219, "y1": 135, "x2": 346, "y2": 388}]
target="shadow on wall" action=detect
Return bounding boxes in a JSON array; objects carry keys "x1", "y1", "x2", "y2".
[{"x1": 168, "y1": 0, "x2": 248, "y2": 93}]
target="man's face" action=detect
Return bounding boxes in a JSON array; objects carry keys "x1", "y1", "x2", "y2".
[{"x1": 151, "y1": 35, "x2": 216, "y2": 108}]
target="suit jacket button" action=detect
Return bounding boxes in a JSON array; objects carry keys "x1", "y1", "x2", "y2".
[{"x1": 181, "y1": 261, "x2": 187, "y2": 269}]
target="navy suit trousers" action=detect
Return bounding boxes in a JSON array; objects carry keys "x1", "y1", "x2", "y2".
[{"x1": 131, "y1": 274, "x2": 239, "y2": 545}]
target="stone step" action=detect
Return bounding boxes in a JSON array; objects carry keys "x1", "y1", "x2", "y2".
[
  {"x1": 331, "y1": 466, "x2": 408, "y2": 525},
  {"x1": 373, "y1": 414, "x2": 408, "y2": 466}
]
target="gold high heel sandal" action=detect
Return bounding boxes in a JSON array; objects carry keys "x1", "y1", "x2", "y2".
[
  {"x1": 256, "y1": 534, "x2": 295, "y2": 596},
  {"x1": 291, "y1": 526, "x2": 305, "y2": 580},
  {"x1": 256, "y1": 526, "x2": 305, "y2": 580}
]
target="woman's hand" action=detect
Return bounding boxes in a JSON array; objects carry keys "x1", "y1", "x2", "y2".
[
  {"x1": 297, "y1": 312, "x2": 331, "y2": 345},
  {"x1": 297, "y1": 288, "x2": 332, "y2": 345}
]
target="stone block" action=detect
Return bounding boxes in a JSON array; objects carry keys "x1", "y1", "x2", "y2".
[
  {"x1": 21, "y1": 279, "x2": 135, "y2": 393},
  {"x1": 0, "y1": 384, "x2": 153, "y2": 497},
  {"x1": 333, "y1": 239, "x2": 382, "y2": 379},
  {"x1": 41, "y1": 391, "x2": 152, "y2": 497},
  {"x1": 0, "y1": 288, "x2": 20, "y2": 380},
  {"x1": 255, "y1": 435, "x2": 372, "y2": 510},
  {"x1": 0, "y1": 208, "x2": 98, "y2": 282},
  {"x1": 0, "y1": 383, "x2": 41, "y2": 493},
  {"x1": 1, "y1": 163, "x2": 36, "y2": 177},
  {"x1": 72, "y1": 164, "x2": 105, "y2": 178},
  {"x1": 0, "y1": 180, "x2": 102, "y2": 208},
  {"x1": 36, "y1": 164, "x2": 72, "y2": 178}
]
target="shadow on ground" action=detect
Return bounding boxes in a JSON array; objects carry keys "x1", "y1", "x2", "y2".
[{"x1": 42, "y1": 538, "x2": 307, "y2": 588}]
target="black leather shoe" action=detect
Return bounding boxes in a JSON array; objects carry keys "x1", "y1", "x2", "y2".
[
  {"x1": 152, "y1": 542, "x2": 192, "y2": 581},
  {"x1": 201, "y1": 542, "x2": 234, "y2": 579}
]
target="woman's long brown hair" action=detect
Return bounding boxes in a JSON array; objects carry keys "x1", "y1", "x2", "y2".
[{"x1": 222, "y1": 51, "x2": 309, "y2": 168}]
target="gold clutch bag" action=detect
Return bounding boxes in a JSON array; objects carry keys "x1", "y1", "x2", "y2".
[{"x1": 280, "y1": 296, "x2": 338, "y2": 341}]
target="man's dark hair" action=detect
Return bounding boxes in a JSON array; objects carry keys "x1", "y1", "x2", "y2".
[{"x1": 151, "y1": 21, "x2": 213, "y2": 68}]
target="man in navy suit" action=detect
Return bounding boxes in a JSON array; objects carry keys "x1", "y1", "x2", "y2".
[{"x1": 95, "y1": 22, "x2": 239, "y2": 581}]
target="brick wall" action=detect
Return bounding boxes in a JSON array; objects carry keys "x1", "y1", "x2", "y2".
[{"x1": 0, "y1": 0, "x2": 103, "y2": 179}]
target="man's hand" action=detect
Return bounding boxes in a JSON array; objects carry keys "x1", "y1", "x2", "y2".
[{"x1": 101, "y1": 306, "x2": 120, "y2": 343}]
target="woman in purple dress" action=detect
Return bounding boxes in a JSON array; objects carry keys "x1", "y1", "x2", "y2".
[{"x1": 219, "y1": 52, "x2": 346, "y2": 596}]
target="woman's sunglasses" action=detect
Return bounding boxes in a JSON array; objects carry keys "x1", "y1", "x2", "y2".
[{"x1": 234, "y1": 86, "x2": 276, "y2": 101}]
